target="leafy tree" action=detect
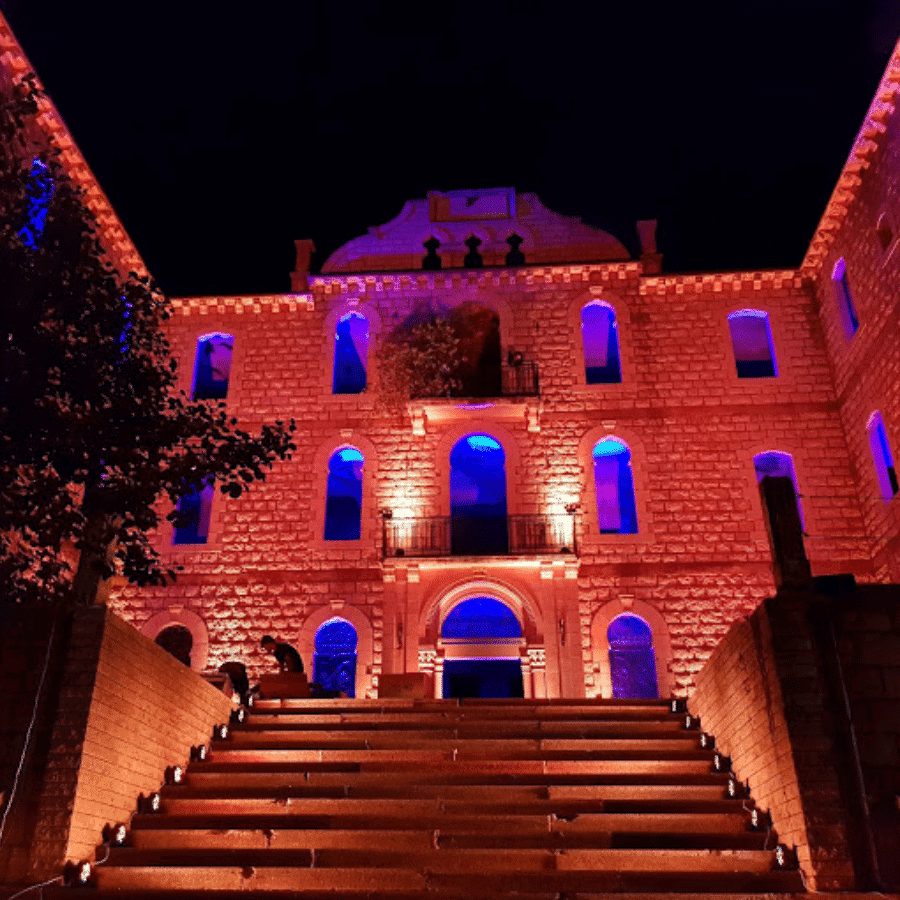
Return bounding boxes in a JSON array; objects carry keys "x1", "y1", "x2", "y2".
[
  {"x1": 0, "y1": 75, "x2": 295, "y2": 605},
  {"x1": 376, "y1": 316, "x2": 465, "y2": 410}
]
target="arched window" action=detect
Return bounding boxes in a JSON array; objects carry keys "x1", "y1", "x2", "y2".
[
  {"x1": 593, "y1": 438, "x2": 638, "y2": 534},
  {"x1": 313, "y1": 617, "x2": 358, "y2": 697},
  {"x1": 155, "y1": 625, "x2": 193, "y2": 667},
  {"x1": 727, "y1": 310, "x2": 777, "y2": 378},
  {"x1": 172, "y1": 480, "x2": 215, "y2": 545},
  {"x1": 324, "y1": 447, "x2": 364, "y2": 540},
  {"x1": 332, "y1": 312, "x2": 370, "y2": 394},
  {"x1": 754, "y1": 451, "x2": 804, "y2": 528},
  {"x1": 832, "y1": 258, "x2": 859, "y2": 338},
  {"x1": 450, "y1": 434, "x2": 508, "y2": 555},
  {"x1": 193, "y1": 333, "x2": 234, "y2": 400},
  {"x1": 581, "y1": 302, "x2": 621, "y2": 384},
  {"x1": 441, "y1": 597, "x2": 523, "y2": 640},
  {"x1": 18, "y1": 158, "x2": 54, "y2": 249},
  {"x1": 868, "y1": 412, "x2": 899, "y2": 500},
  {"x1": 608, "y1": 614, "x2": 659, "y2": 699}
]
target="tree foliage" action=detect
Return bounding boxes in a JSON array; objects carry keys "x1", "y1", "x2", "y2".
[
  {"x1": 0, "y1": 75, "x2": 295, "y2": 604},
  {"x1": 376, "y1": 316, "x2": 465, "y2": 410}
]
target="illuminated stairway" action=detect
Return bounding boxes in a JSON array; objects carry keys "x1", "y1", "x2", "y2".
[{"x1": 78, "y1": 698, "x2": 805, "y2": 897}]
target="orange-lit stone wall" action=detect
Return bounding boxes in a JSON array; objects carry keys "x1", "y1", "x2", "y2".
[
  {"x1": 806, "y1": 91, "x2": 900, "y2": 582},
  {"x1": 109, "y1": 253, "x2": 872, "y2": 697},
  {"x1": 690, "y1": 593, "x2": 855, "y2": 891},
  {"x1": 29, "y1": 607, "x2": 233, "y2": 876}
]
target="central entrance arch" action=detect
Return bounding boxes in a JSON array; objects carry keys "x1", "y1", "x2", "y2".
[{"x1": 440, "y1": 596, "x2": 524, "y2": 699}]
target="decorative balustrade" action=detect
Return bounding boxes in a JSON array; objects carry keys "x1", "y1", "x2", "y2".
[
  {"x1": 415, "y1": 361, "x2": 539, "y2": 399},
  {"x1": 382, "y1": 513, "x2": 575, "y2": 558}
]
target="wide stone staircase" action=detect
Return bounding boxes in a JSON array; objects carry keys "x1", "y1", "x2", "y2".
[{"x1": 76, "y1": 697, "x2": 805, "y2": 897}]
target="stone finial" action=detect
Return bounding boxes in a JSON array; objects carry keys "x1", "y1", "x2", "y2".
[
  {"x1": 291, "y1": 239, "x2": 316, "y2": 292},
  {"x1": 464, "y1": 235, "x2": 483, "y2": 269},
  {"x1": 506, "y1": 233, "x2": 525, "y2": 266},
  {"x1": 422, "y1": 236, "x2": 442, "y2": 271},
  {"x1": 637, "y1": 220, "x2": 662, "y2": 275}
]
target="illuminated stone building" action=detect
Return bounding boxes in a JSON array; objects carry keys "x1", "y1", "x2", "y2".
[{"x1": 114, "y1": 63, "x2": 900, "y2": 699}]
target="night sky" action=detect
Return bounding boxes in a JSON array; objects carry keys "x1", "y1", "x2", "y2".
[{"x1": 2, "y1": 1, "x2": 898, "y2": 297}]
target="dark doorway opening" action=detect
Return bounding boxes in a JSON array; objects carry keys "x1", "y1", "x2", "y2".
[
  {"x1": 443, "y1": 659, "x2": 524, "y2": 699},
  {"x1": 608, "y1": 614, "x2": 658, "y2": 699}
]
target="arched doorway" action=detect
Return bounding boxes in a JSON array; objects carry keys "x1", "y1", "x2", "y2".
[
  {"x1": 608, "y1": 614, "x2": 658, "y2": 699},
  {"x1": 441, "y1": 597, "x2": 524, "y2": 698},
  {"x1": 155, "y1": 624, "x2": 193, "y2": 667},
  {"x1": 313, "y1": 617, "x2": 358, "y2": 697},
  {"x1": 450, "y1": 434, "x2": 508, "y2": 555}
]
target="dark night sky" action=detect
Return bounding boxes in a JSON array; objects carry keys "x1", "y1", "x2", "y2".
[{"x1": 2, "y1": 1, "x2": 899, "y2": 296}]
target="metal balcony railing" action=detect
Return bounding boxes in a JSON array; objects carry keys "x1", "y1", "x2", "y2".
[
  {"x1": 382, "y1": 513, "x2": 575, "y2": 559},
  {"x1": 415, "y1": 361, "x2": 539, "y2": 400}
]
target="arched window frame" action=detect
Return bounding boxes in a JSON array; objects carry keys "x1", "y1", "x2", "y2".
[
  {"x1": 321, "y1": 301, "x2": 381, "y2": 401},
  {"x1": 569, "y1": 290, "x2": 633, "y2": 391},
  {"x1": 867, "y1": 412, "x2": 899, "y2": 501},
  {"x1": 171, "y1": 479, "x2": 217, "y2": 547},
  {"x1": 751, "y1": 449, "x2": 806, "y2": 532},
  {"x1": 192, "y1": 332, "x2": 236, "y2": 401},
  {"x1": 299, "y1": 605, "x2": 375, "y2": 699},
  {"x1": 727, "y1": 309, "x2": 779, "y2": 379},
  {"x1": 578, "y1": 427, "x2": 651, "y2": 545},
  {"x1": 332, "y1": 311, "x2": 371, "y2": 395},
  {"x1": 324, "y1": 446, "x2": 365, "y2": 542},
  {"x1": 141, "y1": 610, "x2": 210, "y2": 672},
  {"x1": 590, "y1": 600, "x2": 672, "y2": 699},
  {"x1": 311, "y1": 433, "x2": 378, "y2": 550},
  {"x1": 580, "y1": 300, "x2": 622, "y2": 385},
  {"x1": 591, "y1": 437, "x2": 638, "y2": 534},
  {"x1": 831, "y1": 257, "x2": 860, "y2": 339}
]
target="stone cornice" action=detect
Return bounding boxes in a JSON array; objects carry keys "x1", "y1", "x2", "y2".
[
  {"x1": 0, "y1": 12, "x2": 147, "y2": 279},
  {"x1": 801, "y1": 37, "x2": 900, "y2": 276}
]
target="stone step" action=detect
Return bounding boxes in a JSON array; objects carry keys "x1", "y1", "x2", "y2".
[
  {"x1": 100, "y1": 846, "x2": 786, "y2": 875},
  {"x1": 129, "y1": 811, "x2": 755, "y2": 845},
  {"x1": 155, "y1": 790, "x2": 742, "y2": 817},
  {"x1": 127, "y1": 827, "x2": 767, "y2": 852}
]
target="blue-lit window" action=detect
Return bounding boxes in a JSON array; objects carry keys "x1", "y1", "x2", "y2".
[
  {"x1": 754, "y1": 451, "x2": 804, "y2": 529},
  {"x1": 832, "y1": 258, "x2": 859, "y2": 338},
  {"x1": 728, "y1": 310, "x2": 777, "y2": 378},
  {"x1": 313, "y1": 617, "x2": 357, "y2": 697},
  {"x1": 608, "y1": 614, "x2": 658, "y2": 699},
  {"x1": 450, "y1": 434, "x2": 508, "y2": 555},
  {"x1": 18, "y1": 158, "x2": 54, "y2": 249},
  {"x1": 192, "y1": 333, "x2": 234, "y2": 400},
  {"x1": 593, "y1": 438, "x2": 638, "y2": 534},
  {"x1": 441, "y1": 597, "x2": 523, "y2": 640},
  {"x1": 332, "y1": 312, "x2": 370, "y2": 394},
  {"x1": 868, "y1": 412, "x2": 899, "y2": 500},
  {"x1": 173, "y1": 481, "x2": 215, "y2": 545},
  {"x1": 581, "y1": 302, "x2": 621, "y2": 384},
  {"x1": 324, "y1": 447, "x2": 364, "y2": 540}
]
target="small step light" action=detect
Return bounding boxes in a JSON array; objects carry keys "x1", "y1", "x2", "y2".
[
  {"x1": 670, "y1": 698, "x2": 684, "y2": 713},
  {"x1": 246, "y1": 694, "x2": 254, "y2": 708},
  {"x1": 190, "y1": 744, "x2": 208, "y2": 762},
  {"x1": 231, "y1": 707, "x2": 246, "y2": 725},
  {"x1": 775, "y1": 845, "x2": 786, "y2": 867},
  {"x1": 112, "y1": 823, "x2": 127, "y2": 846},
  {"x1": 713, "y1": 753, "x2": 730, "y2": 772},
  {"x1": 164, "y1": 764, "x2": 184, "y2": 785},
  {"x1": 727, "y1": 778, "x2": 737, "y2": 798},
  {"x1": 214, "y1": 723, "x2": 229, "y2": 740},
  {"x1": 699, "y1": 733, "x2": 709, "y2": 748},
  {"x1": 684, "y1": 714, "x2": 698, "y2": 730}
]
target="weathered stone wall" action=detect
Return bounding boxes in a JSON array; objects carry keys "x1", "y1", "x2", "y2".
[
  {"x1": 807, "y1": 89, "x2": 900, "y2": 582},
  {"x1": 689, "y1": 592, "x2": 856, "y2": 891},
  {"x1": 28, "y1": 607, "x2": 233, "y2": 877},
  {"x1": 107, "y1": 254, "x2": 872, "y2": 695}
]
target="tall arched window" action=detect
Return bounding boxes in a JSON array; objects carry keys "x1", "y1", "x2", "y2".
[
  {"x1": 324, "y1": 447, "x2": 364, "y2": 540},
  {"x1": 193, "y1": 333, "x2": 234, "y2": 400},
  {"x1": 832, "y1": 258, "x2": 859, "y2": 338},
  {"x1": 868, "y1": 412, "x2": 899, "y2": 499},
  {"x1": 608, "y1": 614, "x2": 658, "y2": 699},
  {"x1": 593, "y1": 438, "x2": 638, "y2": 534},
  {"x1": 450, "y1": 434, "x2": 508, "y2": 555},
  {"x1": 172, "y1": 480, "x2": 215, "y2": 545},
  {"x1": 727, "y1": 310, "x2": 777, "y2": 378},
  {"x1": 754, "y1": 451, "x2": 804, "y2": 528},
  {"x1": 332, "y1": 312, "x2": 370, "y2": 394},
  {"x1": 313, "y1": 617, "x2": 358, "y2": 697},
  {"x1": 581, "y1": 302, "x2": 621, "y2": 384}
]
